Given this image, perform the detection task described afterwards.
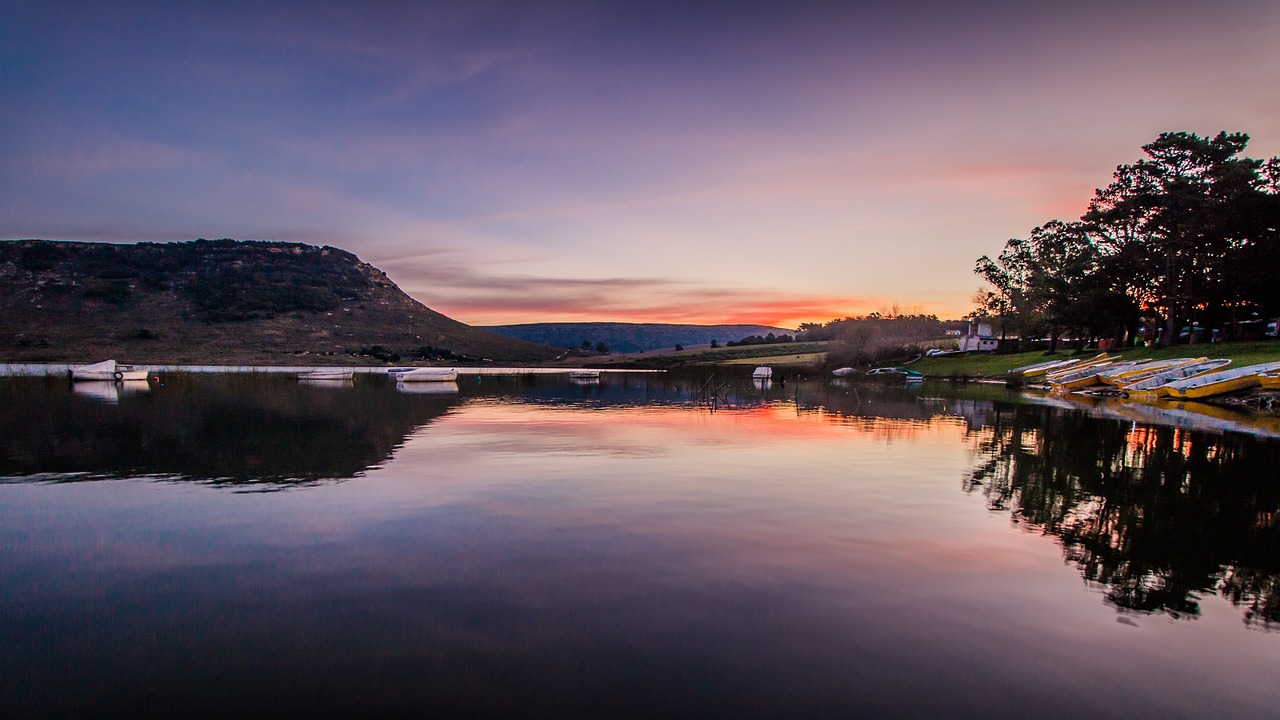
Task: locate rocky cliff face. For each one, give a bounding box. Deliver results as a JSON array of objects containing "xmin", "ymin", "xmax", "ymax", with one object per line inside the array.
[{"xmin": 0, "ymin": 239, "xmax": 558, "ymax": 363}]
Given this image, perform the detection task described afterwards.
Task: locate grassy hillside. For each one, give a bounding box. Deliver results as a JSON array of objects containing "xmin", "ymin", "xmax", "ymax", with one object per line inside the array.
[{"xmin": 0, "ymin": 239, "xmax": 559, "ymax": 364}]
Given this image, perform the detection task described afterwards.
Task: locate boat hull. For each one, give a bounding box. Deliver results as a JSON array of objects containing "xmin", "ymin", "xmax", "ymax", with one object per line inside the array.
[
  {"xmin": 1160, "ymin": 361, "xmax": 1280, "ymax": 400},
  {"xmin": 395, "ymin": 369, "xmax": 459, "ymax": 382}
]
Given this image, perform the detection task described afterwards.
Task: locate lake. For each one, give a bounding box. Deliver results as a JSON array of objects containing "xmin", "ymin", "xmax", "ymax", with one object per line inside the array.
[{"xmin": 2, "ymin": 372, "xmax": 1278, "ymax": 718}]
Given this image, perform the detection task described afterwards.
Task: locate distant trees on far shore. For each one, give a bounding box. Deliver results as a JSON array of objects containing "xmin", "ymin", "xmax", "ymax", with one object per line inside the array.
[{"xmin": 974, "ymin": 131, "xmax": 1280, "ymax": 348}]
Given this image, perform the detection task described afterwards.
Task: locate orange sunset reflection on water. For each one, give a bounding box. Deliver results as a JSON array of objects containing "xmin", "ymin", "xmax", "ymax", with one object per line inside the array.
[{"xmin": 3, "ymin": 375, "xmax": 1280, "ymax": 718}]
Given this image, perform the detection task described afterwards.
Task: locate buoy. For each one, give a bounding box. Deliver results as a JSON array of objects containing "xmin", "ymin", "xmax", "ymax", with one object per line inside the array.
[{"xmin": 113, "ymin": 371, "xmax": 124, "ymax": 380}]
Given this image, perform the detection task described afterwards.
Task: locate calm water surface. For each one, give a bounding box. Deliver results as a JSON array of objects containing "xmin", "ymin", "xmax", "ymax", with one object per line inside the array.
[{"xmin": 2, "ymin": 373, "xmax": 1278, "ymax": 718}]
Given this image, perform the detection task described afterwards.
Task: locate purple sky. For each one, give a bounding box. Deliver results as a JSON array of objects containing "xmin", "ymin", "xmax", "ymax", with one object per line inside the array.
[{"xmin": 3, "ymin": 0, "xmax": 1278, "ymax": 327}]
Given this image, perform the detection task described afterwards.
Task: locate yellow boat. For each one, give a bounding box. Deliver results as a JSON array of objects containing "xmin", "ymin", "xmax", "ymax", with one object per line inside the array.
[
  {"xmin": 1121, "ymin": 359, "xmax": 1230, "ymax": 396},
  {"xmin": 1260, "ymin": 371, "xmax": 1280, "ymax": 390},
  {"xmin": 1160, "ymin": 361, "xmax": 1280, "ymax": 400},
  {"xmin": 1098, "ymin": 357, "xmax": 1204, "ymax": 386},
  {"xmin": 1047, "ymin": 359, "xmax": 1140, "ymax": 391},
  {"xmin": 1043, "ymin": 354, "xmax": 1115, "ymax": 383}
]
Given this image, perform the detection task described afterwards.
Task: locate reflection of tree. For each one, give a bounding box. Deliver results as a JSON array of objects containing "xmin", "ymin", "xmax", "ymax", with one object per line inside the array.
[
  {"xmin": 964, "ymin": 402, "xmax": 1280, "ymax": 630},
  {"xmin": 0, "ymin": 375, "xmax": 458, "ymax": 486}
]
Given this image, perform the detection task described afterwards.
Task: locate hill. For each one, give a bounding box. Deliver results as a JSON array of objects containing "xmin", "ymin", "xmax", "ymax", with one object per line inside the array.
[
  {"xmin": 481, "ymin": 322, "xmax": 792, "ymax": 353},
  {"xmin": 0, "ymin": 239, "xmax": 559, "ymax": 364}
]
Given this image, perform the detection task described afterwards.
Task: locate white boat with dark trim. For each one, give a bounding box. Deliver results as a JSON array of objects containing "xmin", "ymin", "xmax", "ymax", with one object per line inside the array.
[
  {"xmin": 393, "ymin": 368, "xmax": 459, "ymax": 382},
  {"xmin": 70, "ymin": 359, "xmax": 150, "ymax": 382},
  {"xmin": 752, "ymin": 366, "xmax": 773, "ymax": 379}
]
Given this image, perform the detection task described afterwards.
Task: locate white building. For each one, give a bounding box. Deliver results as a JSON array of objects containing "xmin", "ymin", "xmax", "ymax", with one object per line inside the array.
[{"xmin": 959, "ymin": 318, "xmax": 1000, "ymax": 352}]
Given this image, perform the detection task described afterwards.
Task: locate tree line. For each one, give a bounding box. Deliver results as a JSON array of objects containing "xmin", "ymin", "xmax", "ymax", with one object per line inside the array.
[{"xmin": 974, "ymin": 132, "xmax": 1280, "ymax": 348}]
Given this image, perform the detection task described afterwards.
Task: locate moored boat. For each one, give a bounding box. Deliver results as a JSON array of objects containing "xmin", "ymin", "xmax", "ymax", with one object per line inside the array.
[
  {"xmin": 70, "ymin": 359, "xmax": 150, "ymax": 382},
  {"xmin": 1158, "ymin": 361, "xmax": 1280, "ymax": 400},
  {"xmin": 299, "ymin": 370, "xmax": 354, "ymax": 381},
  {"xmin": 831, "ymin": 367, "xmax": 855, "ymax": 378},
  {"xmin": 393, "ymin": 368, "xmax": 459, "ymax": 382},
  {"xmin": 866, "ymin": 367, "xmax": 924, "ymax": 382},
  {"xmin": 752, "ymin": 366, "xmax": 773, "ymax": 379}
]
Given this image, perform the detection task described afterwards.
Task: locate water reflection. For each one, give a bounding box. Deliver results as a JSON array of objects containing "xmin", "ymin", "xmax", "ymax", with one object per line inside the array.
[
  {"xmin": 0, "ymin": 374, "xmax": 457, "ymax": 485},
  {"xmin": 396, "ymin": 380, "xmax": 460, "ymax": 394},
  {"xmin": 4, "ymin": 374, "xmax": 1280, "ymax": 717},
  {"xmin": 4, "ymin": 373, "xmax": 1280, "ymax": 629},
  {"xmin": 71, "ymin": 379, "xmax": 151, "ymax": 404},
  {"xmin": 963, "ymin": 397, "xmax": 1280, "ymax": 630}
]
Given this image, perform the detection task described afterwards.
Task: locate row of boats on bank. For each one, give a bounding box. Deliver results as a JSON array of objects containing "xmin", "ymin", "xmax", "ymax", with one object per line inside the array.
[{"xmin": 1011, "ymin": 354, "xmax": 1280, "ymax": 399}]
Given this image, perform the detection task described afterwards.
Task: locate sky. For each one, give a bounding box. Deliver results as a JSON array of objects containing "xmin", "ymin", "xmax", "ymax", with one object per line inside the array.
[{"xmin": 2, "ymin": 0, "xmax": 1279, "ymax": 328}]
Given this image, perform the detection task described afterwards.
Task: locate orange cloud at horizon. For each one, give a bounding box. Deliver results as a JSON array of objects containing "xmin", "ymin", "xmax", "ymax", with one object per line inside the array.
[{"xmin": 381, "ymin": 251, "xmax": 977, "ymax": 328}]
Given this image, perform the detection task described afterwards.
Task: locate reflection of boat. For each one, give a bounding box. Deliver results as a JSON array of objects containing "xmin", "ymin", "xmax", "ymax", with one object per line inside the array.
[
  {"xmin": 392, "ymin": 368, "xmax": 459, "ymax": 382},
  {"xmin": 753, "ymin": 378, "xmax": 773, "ymax": 390},
  {"xmin": 299, "ymin": 378, "xmax": 355, "ymax": 388},
  {"xmin": 72, "ymin": 379, "xmax": 152, "ymax": 403},
  {"xmin": 1159, "ymin": 361, "xmax": 1280, "ymax": 400},
  {"xmin": 72, "ymin": 380, "xmax": 121, "ymax": 403},
  {"xmin": 1122, "ymin": 359, "xmax": 1230, "ymax": 395},
  {"xmin": 569, "ymin": 370, "xmax": 601, "ymax": 380},
  {"xmin": 752, "ymin": 366, "xmax": 773, "ymax": 379},
  {"xmin": 1110, "ymin": 398, "xmax": 1280, "ymax": 440},
  {"xmin": 299, "ymin": 370, "xmax": 354, "ymax": 381},
  {"xmin": 71, "ymin": 359, "xmax": 150, "ymax": 381},
  {"xmin": 831, "ymin": 367, "xmax": 855, "ymax": 377},
  {"xmin": 395, "ymin": 381, "xmax": 459, "ymax": 394}
]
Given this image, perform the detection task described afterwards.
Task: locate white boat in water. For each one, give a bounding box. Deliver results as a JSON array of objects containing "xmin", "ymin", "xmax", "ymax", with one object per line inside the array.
[
  {"xmin": 831, "ymin": 367, "xmax": 855, "ymax": 378},
  {"xmin": 393, "ymin": 368, "xmax": 459, "ymax": 382},
  {"xmin": 298, "ymin": 370, "xmax": 354, "ymax": 381},
  {"xmin": 70, "ymin": 359, "xmax": 150, "ymax": 381},
  {"xmin": 752, "ymin": 366, "xmax": 773, "ymax": 379}
]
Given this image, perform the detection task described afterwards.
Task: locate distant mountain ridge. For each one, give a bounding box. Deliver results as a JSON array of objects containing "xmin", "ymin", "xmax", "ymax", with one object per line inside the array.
[
  {"xmin": 481, "ymin": 322, "xmax": 792, "ymax": 353},
  {"xmin": 0, "ymin": 239, "xmax": 558, "ymax": 363}
]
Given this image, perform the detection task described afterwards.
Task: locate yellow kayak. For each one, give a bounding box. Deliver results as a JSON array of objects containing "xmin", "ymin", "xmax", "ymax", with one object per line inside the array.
[{"xmin": 1160, "ymin": 361, "xmax": 1280, "ymax": 400}]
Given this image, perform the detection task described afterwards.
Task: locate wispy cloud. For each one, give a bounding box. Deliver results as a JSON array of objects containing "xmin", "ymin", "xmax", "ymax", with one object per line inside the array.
[
  {"xmin": 376, "ymin": 251, "xmax": 888, "ymax": 326},
  {"xmin": 29, "ymin": 134, "xmax": 204, "ymax": 177}
]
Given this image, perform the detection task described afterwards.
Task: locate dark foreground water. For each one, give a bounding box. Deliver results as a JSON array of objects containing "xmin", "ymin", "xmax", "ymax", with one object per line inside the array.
[{"xmin": 2, "ymin": 373, "xmax": 1279, "ymax": 718}]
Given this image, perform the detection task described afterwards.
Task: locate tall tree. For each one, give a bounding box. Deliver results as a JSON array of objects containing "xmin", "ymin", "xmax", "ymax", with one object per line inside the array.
[{"xmin": 1085, "ymin": 132, "xmax": 1263, "ymax": 345}]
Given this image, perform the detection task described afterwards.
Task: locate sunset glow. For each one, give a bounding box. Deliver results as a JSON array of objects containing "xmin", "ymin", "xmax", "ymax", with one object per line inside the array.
[{"xmin": 3, "ymin": 1, "xmax": 1278, "ymax": 327}]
